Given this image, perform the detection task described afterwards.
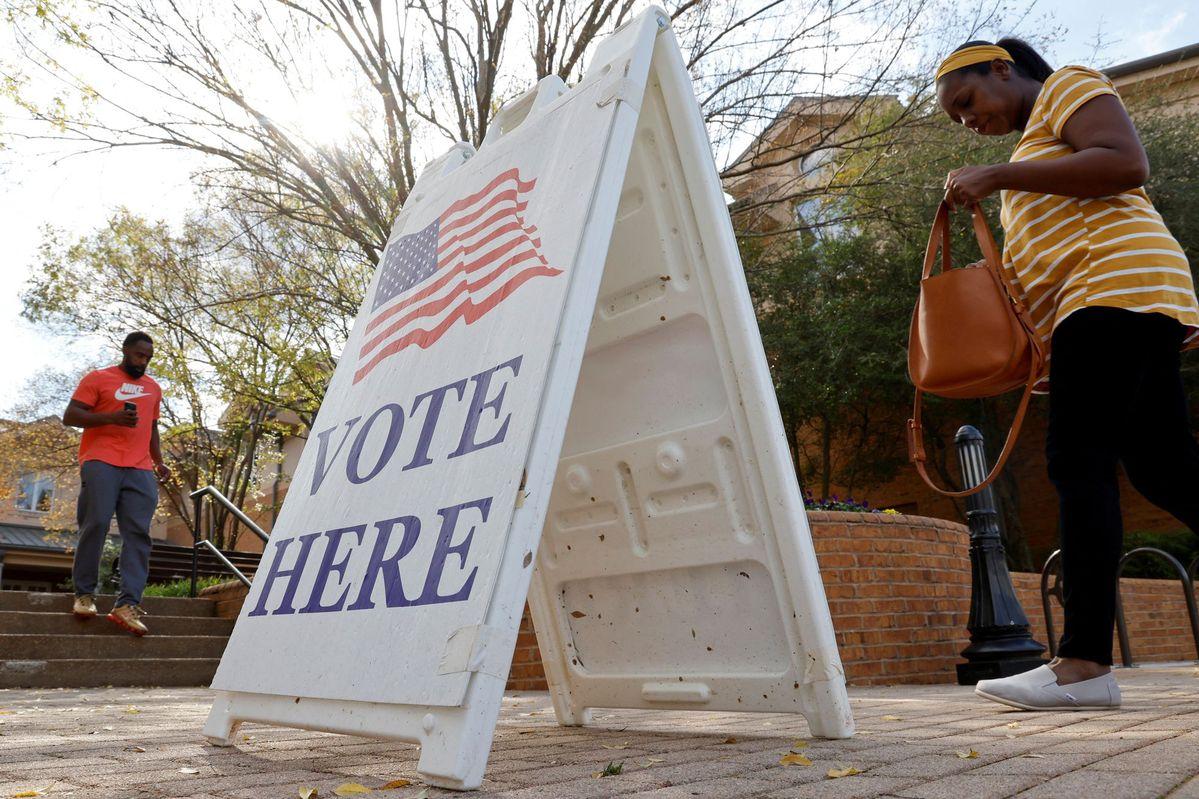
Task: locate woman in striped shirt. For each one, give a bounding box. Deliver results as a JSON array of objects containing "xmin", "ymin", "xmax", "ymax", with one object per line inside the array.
[{"xmin": 936, "ymin": 39, "xmax": 1199, "ymax": 711}]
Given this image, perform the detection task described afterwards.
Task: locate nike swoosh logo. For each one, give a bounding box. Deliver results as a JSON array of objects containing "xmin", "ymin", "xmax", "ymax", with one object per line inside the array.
[{"xmin": 114, "ymin": 388, "xmax": 148, "ymax": 401}]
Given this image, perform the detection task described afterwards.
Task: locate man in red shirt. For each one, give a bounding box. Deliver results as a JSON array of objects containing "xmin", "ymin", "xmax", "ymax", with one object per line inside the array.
[{"xmin": 63, "ymin": 332, "xmax": 171, "ymax": 635}]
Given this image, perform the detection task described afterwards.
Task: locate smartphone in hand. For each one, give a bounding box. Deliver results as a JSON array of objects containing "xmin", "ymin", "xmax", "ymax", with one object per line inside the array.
[{"xmin": 123, "ymin": 401, "xmax": 139, "ymax": 426}]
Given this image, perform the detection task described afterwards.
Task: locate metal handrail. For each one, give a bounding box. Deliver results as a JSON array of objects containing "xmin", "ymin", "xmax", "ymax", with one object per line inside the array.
[
  {"xmin": 189, "ymin": 485, "xmax": 269, "ymax": 543},
  {"xmin": 196, "ymin": 540, "xmax": 251, "ymax": 588},
  {"xmin": 188, "ymin": 485, "xmax": 269, "ymax": 597},
  {"xmin": 1040, "ymin": 547, "xmax": 1199, "ymax": 667}
]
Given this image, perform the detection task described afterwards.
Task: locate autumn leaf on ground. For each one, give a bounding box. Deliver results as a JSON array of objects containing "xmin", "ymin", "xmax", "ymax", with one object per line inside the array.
[
  {"xmin": 379, "ymin": 779, "xmax": 412, "ymax": 789},
  {"xmin": 12, "ymin": 790, "xmax": 44, "ymax": 798},
  {"xmin": 955, "ymin": 750, "xmax": 979, "ymax": 759},
  {"xmin": 179, "ymin": 767, "xmax": 200, "ymax": 774},
  {"xmin": 881, "ymin": 715, "xmax": 902, "ymax": 721},
  {"xmin": 721, "ymin": 736, "xmax": 738, "ymax": 744},
  {"xmin": 124, "ymin": 706, "xmax": 141, "ymax": 714},
  {"xmin": 790, "ymin": 740, "xmax": 809, "ymax": 751},
  {"xmin": 827, "ymin": 766, "xmax": 862, "ymax": 778},
  {"xmin": 333, "ymin": 784, "xmax": 372, "ymax": 796},
  {"xmin": 779, "ymin": 753, "xmax": 813, "ymax": 767},
  {"xmin": 298, "ymin": 789, "xmax": 318, "ymax": 799},
  {"xmin": 1006, "ymin": 721, "xmax": 1021, "ymax": 728},
  {"xmin": 124, "ymin": 745, "xmax": 146, "ymax": 753}
]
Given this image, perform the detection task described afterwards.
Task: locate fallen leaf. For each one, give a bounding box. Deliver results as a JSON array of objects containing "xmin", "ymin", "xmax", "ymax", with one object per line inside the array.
[
  {"xmin": 827, "ymin": 766, "xmax": 862, "ymax": 779},
  {"xmin": 779, "ymin": 753, "xmax": 813, "ymax": 767},
  {"xmin": 591, "ymin": 761, "xmax": 624, "ymax": 778},
  {"xmin": 881, "ymin": 715, "xmax": 902, "ymax": 721},
  {"xmin": 242, "ymin": 734, "xmax": 257, "ymax": 742},
  {"xmin": 298, "ymin": 789, "xmax": 318, "ymax": 799},
  {"xmin": 179, "ymin": 767, "xmax": 200, "ymax": 774},
  {"xmin": 721, "ymin": 736, "xmax": 738, "ymax": 744},
  {"xmin": 125, "ymin": 745, "xmax": 146, "ymax": 753},
  {"xmin": 1005, "ymin": 721, "xmax": 1020, "ymax": 728},
  {"xmin": 379, "ymin": 779, "xmax": 412, "ymax": 789},
  {"xmin": 955, "ymin": 750, "xmax": 979, "ymax": 759},
  {"xmin": 333, "ymin": 784, "xmax": 372, "ymax": 796},
  {"xmin": 1024, "ymin": 753, "xmax": 1046, "ymax": 759},
  {"xmin": 12, "ymin": 791, "xmax": 43, "ymax": 798},
  {"xmin": 601, "ymin": 742, "xmax": 629, "ymax": 750},
  {"xmin": 790, "ymin": 740, "xmax": 809, "ymax": 751},
  {"xmin": 570, "ymin": 611, "xmax": 586, "ymax": 618},
  {"xmin": 125, "ymin": 706, "xmax": 141, "ymax": 714}
]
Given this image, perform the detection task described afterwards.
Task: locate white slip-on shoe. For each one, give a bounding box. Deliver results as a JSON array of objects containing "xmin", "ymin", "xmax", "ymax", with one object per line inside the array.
[{"xmin": 975, "ymin": 665, "xmax": 1120, "ymax": 711}]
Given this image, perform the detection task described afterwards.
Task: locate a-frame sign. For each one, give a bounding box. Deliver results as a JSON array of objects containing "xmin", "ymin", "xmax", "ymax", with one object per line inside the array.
[{"xmin": 204, "ymin": 7, "xmax": 854, "ymax": 789}]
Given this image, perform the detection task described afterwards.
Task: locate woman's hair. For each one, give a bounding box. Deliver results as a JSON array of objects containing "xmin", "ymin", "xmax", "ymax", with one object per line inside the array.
[{"xmin": 951, "ymin": 37, "xmax": 1054, "ymax": 82}]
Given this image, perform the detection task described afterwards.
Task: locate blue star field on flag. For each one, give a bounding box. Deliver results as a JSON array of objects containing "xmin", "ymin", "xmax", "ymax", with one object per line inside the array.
[{"xmin": 373, "ymin": 219, "xmax": 442, "ymax": 312}]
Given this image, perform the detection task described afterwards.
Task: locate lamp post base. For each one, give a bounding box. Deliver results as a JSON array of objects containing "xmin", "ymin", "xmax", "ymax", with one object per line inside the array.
[{"xmin": 956, "ymin": 657, "xmax": 1046, "ymax": 685}]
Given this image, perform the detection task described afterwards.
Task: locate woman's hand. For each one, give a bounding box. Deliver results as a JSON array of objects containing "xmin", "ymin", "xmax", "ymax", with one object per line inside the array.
[{"xmin": 944, "ymin": 165, "xmax": 1003, "ymax": 210}]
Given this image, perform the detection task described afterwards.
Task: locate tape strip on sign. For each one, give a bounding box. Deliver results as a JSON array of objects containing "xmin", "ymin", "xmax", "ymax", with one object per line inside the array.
[
  {"xmin": 802, "ymin": 647, "xmax": 846, "ymax": 684},
  {"xmin": 439, "ymin": 625, "xmax": 519, "ymax": 679}
]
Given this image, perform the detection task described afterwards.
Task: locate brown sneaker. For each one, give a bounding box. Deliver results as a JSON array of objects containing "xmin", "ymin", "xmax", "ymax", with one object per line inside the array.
[
  {"xmin": 107, "ymin": 604, "xmax": 149, "ymax": 636},
  {"xmin": 72, "ymin": 594, "xmax": 98, "ymax": 619}
]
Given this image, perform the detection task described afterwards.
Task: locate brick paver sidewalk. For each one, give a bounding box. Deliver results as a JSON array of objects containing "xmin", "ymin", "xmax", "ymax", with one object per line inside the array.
[{"xmin": 2, "ymin": 665, "xmax": 1198, "ymax": 799}]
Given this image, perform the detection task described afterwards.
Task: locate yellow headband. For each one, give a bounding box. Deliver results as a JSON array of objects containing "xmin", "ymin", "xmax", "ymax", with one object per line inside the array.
[{"xmin": 935, "ymin": 45, "xmax": 1013, "ymax": 82}]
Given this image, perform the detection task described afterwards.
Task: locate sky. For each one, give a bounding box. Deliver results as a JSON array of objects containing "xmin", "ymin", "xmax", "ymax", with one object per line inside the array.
[{"xmin": 0, "ymin": 0, "xmax": 1193, "ymax": 413}]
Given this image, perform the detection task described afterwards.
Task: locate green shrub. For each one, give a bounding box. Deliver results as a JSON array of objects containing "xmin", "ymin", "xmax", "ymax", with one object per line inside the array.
[
  {"xmin": 140, "ymin": 575, "xmax": 229, "ymax": 597},
  {"xmin": 1119, "ymin": 530, "xmax": 1199, "ymax": 580}
]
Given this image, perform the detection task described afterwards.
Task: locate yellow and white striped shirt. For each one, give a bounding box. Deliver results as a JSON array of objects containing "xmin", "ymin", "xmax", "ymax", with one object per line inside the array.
[{"xmin": 999, "ymin": 65, "xmax": 1199, "ymax": 374}]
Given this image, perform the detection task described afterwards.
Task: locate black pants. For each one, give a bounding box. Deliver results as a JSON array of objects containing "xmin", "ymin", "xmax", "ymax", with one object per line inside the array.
[{"xmin": 1048, "ymin": 306, "xmax": 1199, "ymax": 665}]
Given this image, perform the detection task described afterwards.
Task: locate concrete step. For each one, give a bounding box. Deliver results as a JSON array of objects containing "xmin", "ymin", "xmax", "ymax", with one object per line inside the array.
[
  {"xmin": 0, "ymin": 591, "xmax": 217, "ymax": 618},
  {"xmin": 0, "ymin": 657, "xmax": 221, "ymax": 688},
  {"xmin": 0, "ymin": 633, "xmax": 230, "ymax": 660},
  {"xmin": 0, "ymin": 610, "xmax": 235, "ymax": 637}
]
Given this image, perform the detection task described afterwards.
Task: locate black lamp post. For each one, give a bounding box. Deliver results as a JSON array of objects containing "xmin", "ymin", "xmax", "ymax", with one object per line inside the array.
[{"xmin": 954, "ymin": 425, "xmax": 1047, "ymax": 684}]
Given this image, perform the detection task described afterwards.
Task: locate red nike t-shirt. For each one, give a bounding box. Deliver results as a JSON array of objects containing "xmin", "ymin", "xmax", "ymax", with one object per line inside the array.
[{"xmin": 71, "ymin": 366, "xmax": 162, "ymax": 470}]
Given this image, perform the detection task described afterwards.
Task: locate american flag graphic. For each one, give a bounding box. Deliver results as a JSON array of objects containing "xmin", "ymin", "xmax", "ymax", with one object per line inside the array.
[{"xmin": 354, "ymin": 168, "xmax": 562, "ymax": 384}]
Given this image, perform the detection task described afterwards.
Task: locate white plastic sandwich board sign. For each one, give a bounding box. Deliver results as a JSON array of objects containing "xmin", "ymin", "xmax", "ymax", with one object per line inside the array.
[{"xmin": 204, "ymin": 6, "xmax": 853, "ymax": 789}]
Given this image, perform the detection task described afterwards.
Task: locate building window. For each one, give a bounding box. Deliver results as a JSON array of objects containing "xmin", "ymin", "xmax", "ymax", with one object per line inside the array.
[{"xmin": 15, "ymin": 473, "xmax": 55, "ymax": 513}]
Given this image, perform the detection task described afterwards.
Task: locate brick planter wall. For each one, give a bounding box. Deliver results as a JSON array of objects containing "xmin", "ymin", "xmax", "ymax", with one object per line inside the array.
[
  {"xmin": 809, "ymin": 511, "xmax": 972, "ymax": 685},
  {"xmin": 200, "ymin": 513, "xmax": 1199, "ymax": 692}
]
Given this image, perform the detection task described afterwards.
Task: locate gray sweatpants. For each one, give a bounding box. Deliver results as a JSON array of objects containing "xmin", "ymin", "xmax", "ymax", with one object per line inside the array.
[{"xmin": 73, "ymin": 460, "xmax": 158, "ymax": 607}]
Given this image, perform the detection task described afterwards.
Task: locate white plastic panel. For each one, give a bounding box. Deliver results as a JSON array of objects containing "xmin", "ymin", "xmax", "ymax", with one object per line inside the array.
[{"xmin": 528, "ymin": 25, "xmax": 853, "ymax": 738}]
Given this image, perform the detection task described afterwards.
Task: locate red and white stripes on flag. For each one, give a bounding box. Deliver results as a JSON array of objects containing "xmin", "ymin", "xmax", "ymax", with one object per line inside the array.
[{"xmin": 353, "ymin": 168, "xmax": 563, "ymax": 384}]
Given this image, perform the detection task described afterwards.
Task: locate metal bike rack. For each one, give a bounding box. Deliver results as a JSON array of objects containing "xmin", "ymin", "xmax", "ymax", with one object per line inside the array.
[{"xmin": 1040, "ymin": 547, "xmax": 1199, "ymax": 666}]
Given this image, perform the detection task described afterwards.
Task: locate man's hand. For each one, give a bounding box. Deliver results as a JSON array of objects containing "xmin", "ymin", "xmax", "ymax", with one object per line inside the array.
[
  {"xmin": 154, "ymin": 461, "xmax": 172, "ymax": 483},
  {"xmin": 944, "ymin": 165, "xmax": 1003, "ymax": 210},
  {"xmin": 107, "ymin": 408, "xmax": 139, "ymax": 428}
]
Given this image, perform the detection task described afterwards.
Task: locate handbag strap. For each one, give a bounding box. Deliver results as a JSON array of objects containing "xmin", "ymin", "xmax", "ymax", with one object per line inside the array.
[
  {"xmin": 907, "ymin": 200, "xmax": 1046, "ymax": 497},
  {"xmin": 907, "ymin": 377, "xmax": 1037, "ymax": 497}
]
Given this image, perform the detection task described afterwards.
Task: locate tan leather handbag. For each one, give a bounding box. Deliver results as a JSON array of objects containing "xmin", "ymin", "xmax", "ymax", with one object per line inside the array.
[{"xmin": 907, "ymin": 200, "xmax": 1045, "ymax": 497}]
